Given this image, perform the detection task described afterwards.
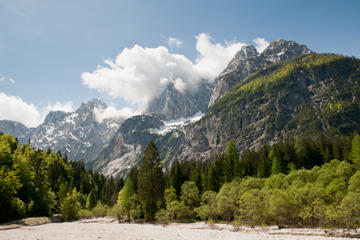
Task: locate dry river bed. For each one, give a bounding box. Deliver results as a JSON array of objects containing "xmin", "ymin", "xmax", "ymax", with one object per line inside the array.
[{"xmin": 0, "ymin": 217, "xmax": 359, "ymax": 240}]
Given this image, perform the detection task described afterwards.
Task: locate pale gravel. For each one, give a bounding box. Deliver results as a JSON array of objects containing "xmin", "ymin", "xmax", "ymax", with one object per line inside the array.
[{"xmin": 0, "ymin": 217, "xmax": 357, "ymax": 240}]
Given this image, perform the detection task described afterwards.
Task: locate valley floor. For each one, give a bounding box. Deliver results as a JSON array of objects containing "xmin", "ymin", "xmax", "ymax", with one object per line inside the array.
[{"xmin": 0, "ymin": 217, "xmax": 358, "ymax": 240}]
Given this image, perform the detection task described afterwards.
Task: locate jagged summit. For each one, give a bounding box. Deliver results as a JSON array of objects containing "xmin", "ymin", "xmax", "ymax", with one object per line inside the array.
[
  {"xmin": 208, "ymin": 39, "xmax": 312, "ymax": 106},
  {"xmin": 43, "ymin": 111, "xmax": 69, "ymax": 124},
  {"xmin": 78, "ymin": 98, "xmax": 107, "ymax": 112},
  {"xmin": 262, "ymin": 39, "xmax": 312, "ymax": 62},
  {"xmin": 237, "ymin": 45, "xmax": 258, "ymax": 59}
]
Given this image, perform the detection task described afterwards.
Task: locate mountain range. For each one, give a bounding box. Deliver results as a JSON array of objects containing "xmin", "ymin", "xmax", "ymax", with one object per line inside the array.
[
  {"xmin": 91, "ymin": 39, "xmax": 356, "ymax": 178},
  {"xmin": 0, "ymin": 99, "xmax": 124, "ymax": 163},
  {"xmin": 1, "ymin": 39, "xmax": 359, "ymax": 178}
]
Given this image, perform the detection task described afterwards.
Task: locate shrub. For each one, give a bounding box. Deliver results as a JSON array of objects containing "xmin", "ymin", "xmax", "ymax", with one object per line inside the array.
[
  {"xmin": 60, "ymin": 188, "xmax": 81, "ymax": 221},
  {"xmin": 91, "ymin": 202, "xmax": 108, "ymax": 217},
  {"xmin": 155, "ymin": 208, "xmax": 168, "ymax": 224},
  {"xmin": 78, "ymin": 209, "xmax": 94, "ymax": 219}
]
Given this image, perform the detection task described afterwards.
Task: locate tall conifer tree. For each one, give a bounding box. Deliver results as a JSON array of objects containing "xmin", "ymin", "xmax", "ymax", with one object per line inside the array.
[{"xmin": 137, "ymin": 140, "xmax": 164, "ymax": 220}]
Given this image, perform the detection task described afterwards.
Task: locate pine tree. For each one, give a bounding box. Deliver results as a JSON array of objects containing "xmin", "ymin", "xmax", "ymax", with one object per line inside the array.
[
  {"xmin": 350, "ymin": 134, "xmax": 360, "ymax": 169},
  {"xmin": 138, "ymin": 140, "xmax": 165, "ymax": 220},
  {"xmin": 170, "ymin": 160, "xmax": 185, "ymax": 196},
  {"xmin": 270, "ymin": 148, "xmax": 281, "ymax": 175},
  {"xmin": 224, "ymin": 140, "xmax": 239, "ymax": 181}
]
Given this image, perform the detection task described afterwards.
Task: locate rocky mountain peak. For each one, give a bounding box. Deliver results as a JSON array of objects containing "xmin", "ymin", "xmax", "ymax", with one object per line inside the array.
[
  {"xmin": 261, "ymin": 39, "xmax": 312, "ymax": 62},
  {"xmin": 43, "ymin": 111, "xmax": 69, "ymax": 124},
  {"xmin": 78, "ymin": 99, "xmax": 107, "ymax": 113},
  {"xmin": 237, "ymin": 45, "xmax": 258, "ymax": 59}
]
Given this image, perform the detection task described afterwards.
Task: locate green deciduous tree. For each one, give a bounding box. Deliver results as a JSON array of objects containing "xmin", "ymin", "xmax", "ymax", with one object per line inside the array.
[
  {"xmin": 60, "ymin": 188, "xmax": 81, "ymax": 221},
  {"xmin": 195, "ymin": 191, "xmax": 217, "ymax": 221},
  {"xmin": 180, "ymin": 181, "xmax": 199, "ymax": 209},
  {"xmin": 117, "ymin": 178, "xmax": 137, "ymax": 220}
]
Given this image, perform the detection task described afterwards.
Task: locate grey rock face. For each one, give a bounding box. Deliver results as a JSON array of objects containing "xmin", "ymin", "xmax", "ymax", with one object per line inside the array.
[
  {"xmin": 0, "ymin": 120, "xmax": 34, "ymax": 144},
  {"xmin": 89, "ymin": 114, "xmax": 165, "ymax": 177},
  {"xmin": 147, "ymin": 80, "xmax": 214, "ymax": 120},
  {"xmin": 208, "ymin": 40, "xmax": 312, "ymax": 106},
  {"xmin": 30, "ymin": 99, "xmax": 124, "ymax": 163}
]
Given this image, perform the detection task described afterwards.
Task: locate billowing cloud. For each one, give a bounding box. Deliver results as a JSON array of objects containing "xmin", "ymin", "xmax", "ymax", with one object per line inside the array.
[
  {"xmin": 167, "ymin": 37, "xmax": 183, "ymax": 49},
  {"xmin": 253, "ymin": 37, "xmax": 269, "ymax": 53},
  {"xmin": 93, "ymin": 106, "xmax": 137, "ymax": 123},
  {"xmin": 0, "ymin": 93, "xmax": 74, "ymax": 127},
  {"xmin": 82, "ymin": 33, "xmax": 246, "ymax": 109},
  {"xmin": 194, "ymin": 33, "xmax": 245, "ymax": 80}
]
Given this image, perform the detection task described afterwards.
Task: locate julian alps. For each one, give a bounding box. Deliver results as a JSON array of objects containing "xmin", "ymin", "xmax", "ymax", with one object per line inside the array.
[
  {"xmin": 0, "ymin": 99, "xmax": 124, "ymax": 162},
  {"xmin": 91, "ymin": 40, "xmax": 321, "ymax": 177}
]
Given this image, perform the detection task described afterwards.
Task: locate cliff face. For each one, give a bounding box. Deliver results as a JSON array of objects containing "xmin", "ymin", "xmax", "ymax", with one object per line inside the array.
[{"xmin": 147, "ymin": 80, "xmax": 214, "ymax": 120}]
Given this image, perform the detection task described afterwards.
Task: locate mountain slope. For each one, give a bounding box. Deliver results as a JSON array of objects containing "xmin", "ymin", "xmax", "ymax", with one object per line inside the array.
[
  {"xmin": 174, "ymin": 54, "xmax": 360, "ymax": 161},
  {"xmin": 209, "ymin": 40, "xmax": 312, "ymax": 106}
]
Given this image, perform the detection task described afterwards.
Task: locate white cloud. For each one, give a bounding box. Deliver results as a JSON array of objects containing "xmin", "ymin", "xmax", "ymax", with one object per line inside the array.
[
  {"xmin": 44, "ymin": 101, "xmax": 73, "ymax": 113},
  {"xmin": 0, "ymin": 76, "xmax": 4, "ymax": 81},
  {"xmin": 93, "ymin": 106, "xmax": 137, "ymax": 123},
  {"xmin": 253, "ymin": 37, "xmax": 269, "ymax": 53},
  {"xmin": 9, "ymin": 78, "xmax": 15, "ymax": 84},
  {"xmin": 0, "ymin": 93, "xmax": 42, "ymax": 128},
  {"xmin": 0, "ymin": 93, "xmax": 74, "ymax": 128},
  {"xmin": 167, "ymin": 37, "xmax": 183, "ymax": 49},
  {"xmin": 82, "ymin": 33, "xmax": 246, "ymax": 110},
  {"xmin": 194, "ymin": 33, "xmax": 246, "ymax": 80}
]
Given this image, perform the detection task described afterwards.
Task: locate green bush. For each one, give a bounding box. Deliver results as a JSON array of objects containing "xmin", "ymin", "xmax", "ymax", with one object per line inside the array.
[
  {"xmin": 155, "ymin": 208, "xmax": 168, "ymax": 224},
  {"xmin": 60, "ymin": 188, "xmax": 81, "ymax": 221},
  {"xmin": 91, "ymin": 202, "xmax": 108, "ymax": 217},
  {"xmin": 78, "ymin": 209, "xmax": 94, "ymax": 219}
]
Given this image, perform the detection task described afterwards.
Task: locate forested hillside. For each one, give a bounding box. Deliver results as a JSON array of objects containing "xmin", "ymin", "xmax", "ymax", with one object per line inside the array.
[{"xmin": 0, "ymin": 133, "xmax": 123, "ymax": 222}]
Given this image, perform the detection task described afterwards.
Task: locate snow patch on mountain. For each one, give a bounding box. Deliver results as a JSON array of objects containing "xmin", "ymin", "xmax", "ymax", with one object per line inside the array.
[{"xmin": 149, "ymin": 111, "xmax": 203, "ymax": 135}]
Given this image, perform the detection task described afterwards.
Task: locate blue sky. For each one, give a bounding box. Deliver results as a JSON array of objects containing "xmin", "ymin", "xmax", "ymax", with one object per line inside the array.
[{"xmin": 0, "ymin": 0, "xmax": 360, "ymax": 127}]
